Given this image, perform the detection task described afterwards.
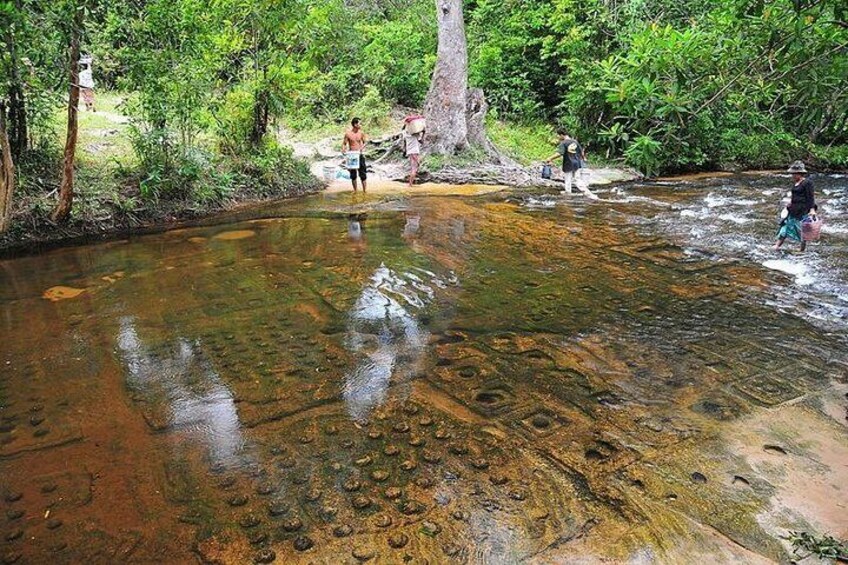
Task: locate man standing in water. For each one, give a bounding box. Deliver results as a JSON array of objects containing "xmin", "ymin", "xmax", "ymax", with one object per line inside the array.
[
  {"xmin": 775, "ymin": 161, "xmax": 816, "ymax": 252},
  {"xmin": 547, "ymin": 131, "xmax": 597, "ymax": 198},
  {"xmin": 342, "ymin": 118, "xmax": 367, "ymax": 192}
]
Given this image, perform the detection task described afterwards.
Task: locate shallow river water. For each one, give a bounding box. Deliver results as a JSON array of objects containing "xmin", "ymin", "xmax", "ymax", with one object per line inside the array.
[{"xmin": 1, "ymin": 174, "xmax": 846, "ymax": 564}]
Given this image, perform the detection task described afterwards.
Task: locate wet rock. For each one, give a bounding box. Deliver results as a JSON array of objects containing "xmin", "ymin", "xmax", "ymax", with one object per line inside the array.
[
  {"xmin": 449, "ymin": 443, "xmax": 468, "ymax": 455},
  {"xmin": 355, "ymin": 455, "xmax": 373, "ymax": 467},
  {"xmin": 471, "ymin": 458, "xmax": 489, "ymax": 470},
  {"xmin": 368, "ymin": 430, "xmax": 383, "ymax": 440},
  {"xmin": 291, "ymin": 473, "xmax": 310, "ymax": 485},
  {"xmin": 732, "ymin": 475, "xmax": 751, "ymax": 486},
  {"xmin": 282, "ymin": 517, "xmax": 303, "ymax": 532},
  {"xmin": 343, "ymin": 479, "xmax": 362, "ymax": 492},
  {"xmin": 509, "ymin": 490, "xmax": 527, "ymax": 501},
  {"xmin": 352, "ymin": 545, "xmax": 377, "ymax": 562},
  {"xmin": 401, "ymin": 500, "xmax": 426, "ymax": 515},
  {"xmin": 6, "ymin": 509, "xmax": 23, "ymax": 521},
  {"xmin": 403, "ymin": 404, "xmax": 420, "ymax": 415},
  {"xmin": 371, "ymin": 470, "xmax": 390, "ymax": 482},
  {"xmin": 4, "ymin": 492, "xmax": 22, "ymax": 503},
  {"xmin": 40, "ymin": 483, "xmax": 57, "ymax": 494},
  {"xmin": 50, "ymin": 542, "xmax": 67, "ymax": 552},
  {"xmin": 400, "ymin": 459, "xmax": 418, "ymax": 472},
  {"xmin": 763, "ymin": 444, "xmax": 787, "ymax": 455},
  {"xmin": 584, "ymin": 449, "xmax": 606, "ymax": 461},
  {"xmin": 240, "ymin": 514, "xmax": 261, "ymax": 529},
  {"xmin": 531, "ymin": 414, "xmax": 551, "ymax": 429},
  {"xmin": 422, "ymin": 450, "xmax": 441, "ymax": 464},
  {"xmin": 29, "ymin": 415, "xmax": 44, "ymax": 426},
  {"xmin": 333, "ymin": 524, "xmax": 353, "ymax": 538},
  {"xmin": 228, "ymin": 495, "xmax": 249, "ymax": 507},
  {"xmin": 434, "ymin": 492, "xmax": 452, "ymax": 506},
  {"xmin": 352, "ymin": 495, "xmax": 372, "ymax": 510},
  {"xmin": 248, "ymin": 532, "xmax": 268, "ymax": 545},
  {"xmin": 320, "ymin": 505, "xmax": 338, "ymax": 519},
  {"xmin": 268, "ymin": 503, "xmax": 289, "ymax": 517},
  {"xmin": 434, "ymin": 428, "xmax": 452, "ymax": 441},
  {"xmin": 373, "ymin": 513, "xmax": 393, "ymax": 528},
  {"xmin": 415, "ymin": 477, "xmax": 434, "ymax": 489},
  {"xmin": 46, "ymin": 518, "xmax": 63, "ymax": 530},
  {"xmin": 5, "ymin": 529, "xmax": 23, "ymax": 541},
  {"xmin": 393, "ymin": 422, "xmax": 410, "ymax": 434},
  {"xmin": 256, "ymin": 482, "xmax": 277, "ymax": 496},
  {"xmin": 690, "ymin": 472, "xmax": 708, "ymax": 484},
  {"xmin": 388, "ymin": 533, "xmax": 409, "ymax": 549},
  {"xmin": 420, "ymin": 521, "xmax": 442, "ymax": 537},
  {"xmin": 2, "ymin": 553, "xmax": 21, "ymax": 564},
  {"xmin": 489, "ymin": 474, "xmax": 510, "ymax": 485},
  {"xmin": 305, "ymin": 488, "xmax": 323, "ymax": 502},
  {"xmin": 384, "ymin": 487, "xmax": 403, "ymax": 500},
  {"xmin": 278, "ymin": 458, "xmax": 296, "ymax": 469},
  {"xmin": 293, "ymin": 536, "xmax": 314, "ymax": 552},
  {"xmin": 383, "ymin": 445, "xmax": 400, "ymax": 457},
  {"xmin": 408, "ymin": 435, "xmax": 426, "ymax": 447},
  {"xmin": 443, "ymin": 543, "xmax": 461, "ymax": 557},
  {"xmin": 253, "ymin": 549, "xmax": 276, "ymax": 563},
  {"xmin": 451, "ymin": 510, "xmax": 468, "ymax": 521},
  {"xmin": 418, "ymin": 417, "xmax": 434, "ymax": 427}
]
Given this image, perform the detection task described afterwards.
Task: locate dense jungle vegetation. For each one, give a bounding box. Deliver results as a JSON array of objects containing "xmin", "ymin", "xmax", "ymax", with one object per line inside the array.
[{"xmin": 0, "ymin": 0, "xmax": 846, "ymax": 236}]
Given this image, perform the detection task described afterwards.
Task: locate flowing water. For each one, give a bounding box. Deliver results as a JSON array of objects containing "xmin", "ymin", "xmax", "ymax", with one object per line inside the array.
[{"xmin": 1, "ymin": 175, "xmax": 846, "ymax": 564}]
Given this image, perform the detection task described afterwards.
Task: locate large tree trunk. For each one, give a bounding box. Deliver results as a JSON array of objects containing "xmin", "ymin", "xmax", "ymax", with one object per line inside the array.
[
  {"xmin": 52, "ymin": 8, "xmax": 82, "ymax": 224},
  {"xmin": 0, "ymin": 102, "xmax": 16, "ymax": 233},
  {"xmin": 423, "ymin": 0, "xmax": 469, "ymax": 155}
]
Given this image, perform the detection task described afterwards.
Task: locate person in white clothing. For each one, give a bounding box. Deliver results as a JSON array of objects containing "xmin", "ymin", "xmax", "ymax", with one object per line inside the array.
[
  {"xmin": 402, "ymin": 118, "xmax": 424, "ymax": 187},
  {"xmin": 79, "ymin": 55, "xmax": 95, "ymax": 112}
]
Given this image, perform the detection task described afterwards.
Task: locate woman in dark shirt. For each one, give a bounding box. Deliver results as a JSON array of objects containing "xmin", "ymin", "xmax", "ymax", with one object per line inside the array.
[{"xmin": 775, "ymin": 161, "xmax": 816, "ymax": 251}]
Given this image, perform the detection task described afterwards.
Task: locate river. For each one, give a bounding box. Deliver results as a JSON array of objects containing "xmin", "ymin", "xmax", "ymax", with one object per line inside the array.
[{"xmin": 1, "ymin": 174, "xmax": 846, "ymax": 563}]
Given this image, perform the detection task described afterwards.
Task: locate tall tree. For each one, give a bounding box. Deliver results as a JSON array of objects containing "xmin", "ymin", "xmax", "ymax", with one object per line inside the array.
[
  {"xmin": 1, "ymin": 0, "xmax": 29, "ymax": 160},
  {"xmin": 0, "ymin": 102, "xmax": 16, "ymax": 233},
  {"xmin": 52, "ymin": 5, "xmax": 83, "ymax": 223},
  {"xmin": 423, "ymin": 0, "xmax": 469, "ymax": 154}
]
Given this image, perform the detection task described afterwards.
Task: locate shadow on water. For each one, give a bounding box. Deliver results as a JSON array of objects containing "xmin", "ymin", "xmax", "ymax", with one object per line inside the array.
[{"xmin": 1, "ymin": 179, "xmax": 846, "ymax": 563}]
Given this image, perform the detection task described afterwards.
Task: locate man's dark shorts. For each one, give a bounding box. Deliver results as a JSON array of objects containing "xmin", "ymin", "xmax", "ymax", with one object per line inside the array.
[{"xmin": 350, "ymin": 155, "xmax": 367, "ymax": 181}]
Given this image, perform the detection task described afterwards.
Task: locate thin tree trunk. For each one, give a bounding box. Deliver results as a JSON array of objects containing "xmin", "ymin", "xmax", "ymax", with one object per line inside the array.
[
  {"xmin": 52, "ymin": 8, "xmax": 82, "ymax": 224},
  {"xmin": 4, "ymin": 0, "xmax": 28, "ymax": 161},
  {"xmin": 0, "ymin": 102, "xmax": 16, "ymax": 233},
  {"xmin": 423, "ymin": 0, "xmax": 469, "ymax": 155}
]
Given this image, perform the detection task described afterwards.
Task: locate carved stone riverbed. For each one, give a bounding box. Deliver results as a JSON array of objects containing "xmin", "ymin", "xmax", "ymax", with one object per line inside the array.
[{"xmin": 1, "ymin": 174, "xmax": 846, "ymax": 563}]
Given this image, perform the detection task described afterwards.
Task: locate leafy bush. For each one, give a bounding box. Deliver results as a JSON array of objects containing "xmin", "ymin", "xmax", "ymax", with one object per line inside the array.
[
  {"xmin": 812, "ymin": 145, "xmax": 848, "ymax": 170},
  {"xmin": 624, "ymin": 135, "xmax": 663, "ymax": 177},
  {"xmin": 718, "ymin": 129, "xmax": 800, "ymax": 170}
]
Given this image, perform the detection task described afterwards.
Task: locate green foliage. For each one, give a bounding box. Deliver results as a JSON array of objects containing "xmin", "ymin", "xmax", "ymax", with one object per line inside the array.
[
  {"xmin": 813, "ymin": 145, "xmax": 848, "ymax": 169},
  {"xmin": 783, "ymin": 531, "xmax": 848, "ymax": 562},
  {"xmin": 486, "ymin": 120, "xmax": 558, "ymax": 165},
  {"xmin": 624, "ymin": 135, "xmax": 663, "ymax": 177}
]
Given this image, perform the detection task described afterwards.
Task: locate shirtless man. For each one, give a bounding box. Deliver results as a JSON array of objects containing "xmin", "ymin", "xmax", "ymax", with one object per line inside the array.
[{"xmin": 342, "ymin": 117, "xmax": 368, "ymax": 192}]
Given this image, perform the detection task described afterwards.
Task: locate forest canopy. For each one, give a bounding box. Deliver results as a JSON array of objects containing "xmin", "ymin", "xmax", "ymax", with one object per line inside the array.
[{"xmin": 1, "ymin": 0, "xmax": 846, "ymax": 208}]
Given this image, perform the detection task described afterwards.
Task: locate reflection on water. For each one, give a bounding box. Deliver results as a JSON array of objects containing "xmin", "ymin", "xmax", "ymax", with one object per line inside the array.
[
  {"xmin": 342, "ymin": 264, "xmax": 431, "ymax": 421},
  {"xmin": 117, "ymin": 316, "xmax": 245, "ymax": 465}
]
